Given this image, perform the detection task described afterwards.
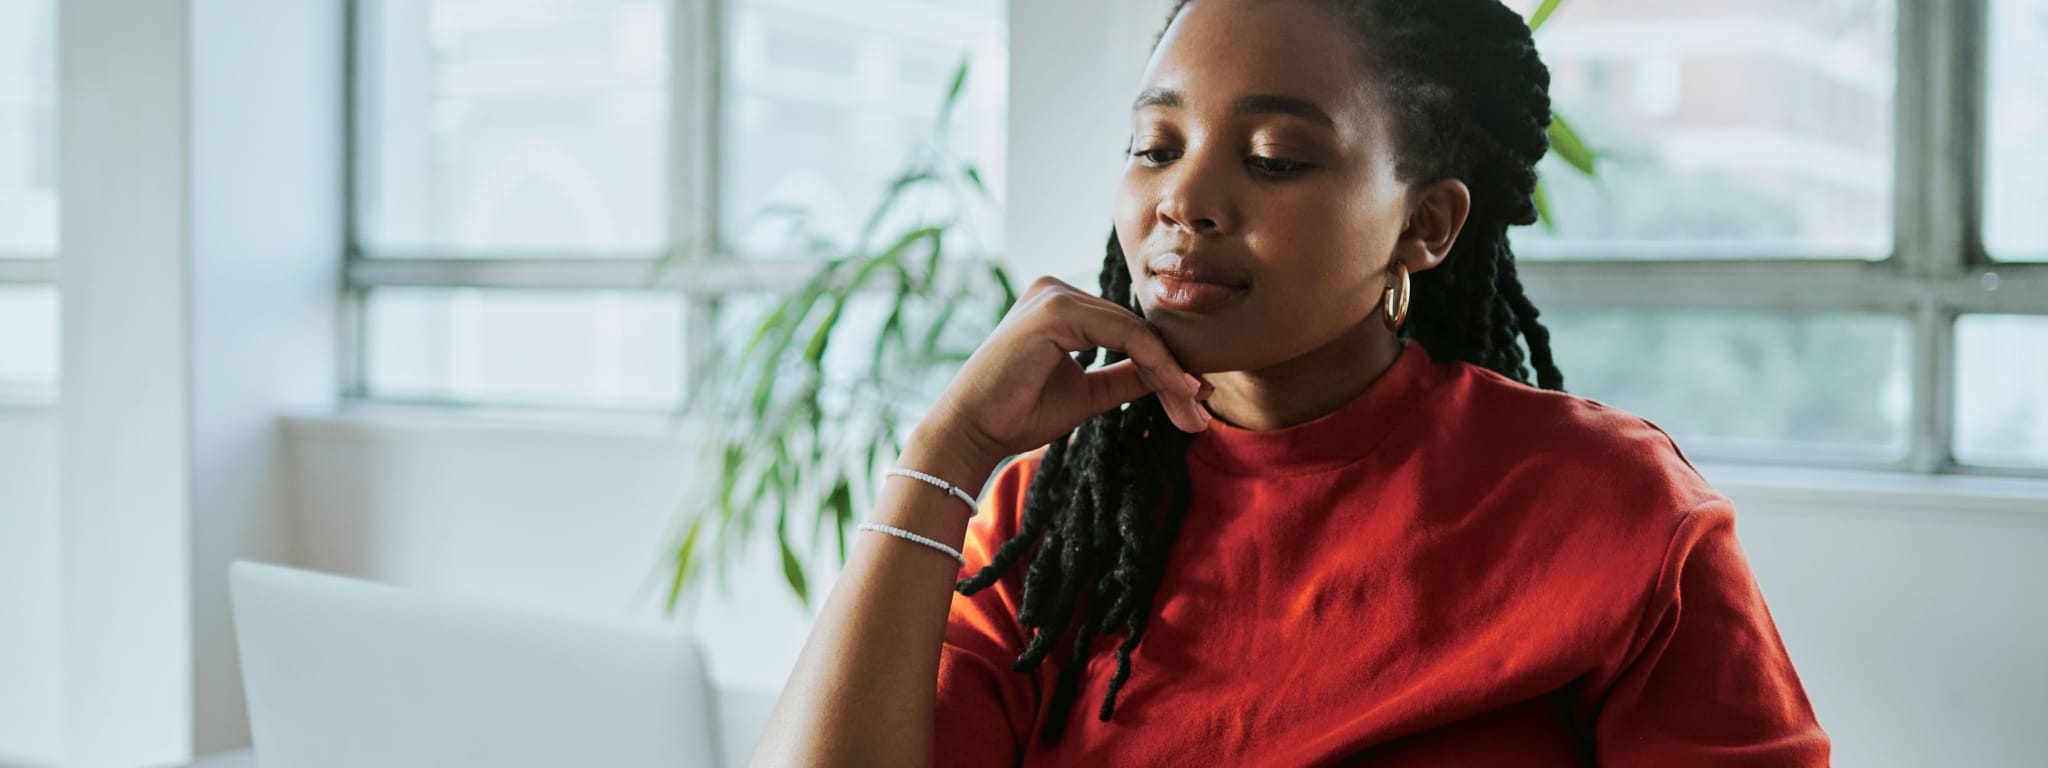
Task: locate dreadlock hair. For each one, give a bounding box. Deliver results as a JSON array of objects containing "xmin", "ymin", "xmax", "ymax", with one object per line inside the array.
[{"xmin": 953, "ymin": 0, "xmax": 1567, "ymax": 744}]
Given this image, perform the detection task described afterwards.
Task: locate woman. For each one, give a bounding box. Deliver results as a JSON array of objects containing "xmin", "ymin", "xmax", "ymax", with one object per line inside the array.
[{"xmin": 752, "ymin": 0, "xmax": 1830, "ymax": 765}]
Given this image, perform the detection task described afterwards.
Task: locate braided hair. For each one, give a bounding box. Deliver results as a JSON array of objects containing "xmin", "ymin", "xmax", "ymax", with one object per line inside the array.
[{"xmin": 953, "ymin": 0, "xmax": 1566, "ymax": 743}]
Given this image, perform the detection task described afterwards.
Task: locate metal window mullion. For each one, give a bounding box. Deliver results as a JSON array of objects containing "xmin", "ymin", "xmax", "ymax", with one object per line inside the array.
[
  {"xmin": 1895, "ymin": 0, "xmax": 1987, "ymax": 277},
  {"xmin": 1906, "ymin": 299, "xmax": 1959, "ymax": 473},
  {"xmin": 342, "ymin": 0, "xmax": 367, "ymax": 399},
  {"xmin": 347, "ymin": 256, "xmax": 839, "ymax": 294},
  {"xmin": 339, "ymin": 285, "xmax": 367, "ymax": 398},
  {"xmin": 1523, "ymin": 260, "xmax": 1901, "ymax": 312},
  {"xmin": 0, "ymin": 259, "xmax": 57, "ymax": 284},
  {"xmin": 1890, "ymin": 0, "xmax": 1989, "ymax": 472},
  {"xmin": 670, "ymin": 0, "xmax": 724, "ymax": 413}
]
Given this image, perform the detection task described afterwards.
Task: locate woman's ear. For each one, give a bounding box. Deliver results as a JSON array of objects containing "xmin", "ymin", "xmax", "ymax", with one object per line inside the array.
[{"xmin": 1394, "ymin": 178, "xmax": 1471, "ymax": 275}]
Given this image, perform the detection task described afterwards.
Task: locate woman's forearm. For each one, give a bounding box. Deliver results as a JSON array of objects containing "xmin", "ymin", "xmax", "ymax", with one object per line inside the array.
[{"xmin": 748, "ymin": 429, "xmax": 1003, "ymax": 768}]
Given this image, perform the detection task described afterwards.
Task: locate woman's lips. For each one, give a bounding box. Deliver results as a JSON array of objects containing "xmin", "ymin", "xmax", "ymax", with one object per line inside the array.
[{"xmin": 1151, "ymin": 274, "xmax": 1247, "ymax": 313}]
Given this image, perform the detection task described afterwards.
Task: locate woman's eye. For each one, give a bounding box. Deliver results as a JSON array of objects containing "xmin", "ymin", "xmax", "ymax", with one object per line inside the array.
[
  {"xmin": 1130, "ymin": 148, "xmax": 1180, "ymax": 166},
  {"xmin": 1248, "ymin": 156, "xmax": 1309, "ymax": 176}
]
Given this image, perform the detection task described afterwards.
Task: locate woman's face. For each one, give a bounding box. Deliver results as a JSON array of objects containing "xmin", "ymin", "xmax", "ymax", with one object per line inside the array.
[{"xmin": 1115, "ymin": 0, "xmax": 1419, "ymax": 375}]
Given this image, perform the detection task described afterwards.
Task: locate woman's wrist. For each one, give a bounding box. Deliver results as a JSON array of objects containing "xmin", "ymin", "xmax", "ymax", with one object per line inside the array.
[{"xmin": 899, "ymin": 421, "xmax": 1005, "ymax": 499}]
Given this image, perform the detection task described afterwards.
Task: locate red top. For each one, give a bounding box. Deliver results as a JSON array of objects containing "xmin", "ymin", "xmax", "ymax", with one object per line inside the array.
[{"xmin": 935, "ymin": 339, "xmax": 1830, "ymax": 766}]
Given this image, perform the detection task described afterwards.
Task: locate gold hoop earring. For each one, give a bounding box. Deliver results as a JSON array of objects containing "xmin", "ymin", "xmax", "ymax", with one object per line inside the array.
[{"xmin": 1382, "ymin": 260, "xmax": 1411, "ymax": 331}]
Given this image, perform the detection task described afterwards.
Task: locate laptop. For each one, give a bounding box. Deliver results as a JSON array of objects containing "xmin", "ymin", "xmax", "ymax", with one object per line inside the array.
[{"xmin": 229, "ymin": 561, "xmax": 724, "ymax": 767}]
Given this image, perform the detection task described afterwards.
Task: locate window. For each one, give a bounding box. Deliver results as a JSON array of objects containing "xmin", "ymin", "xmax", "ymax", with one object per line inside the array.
[
  {"xmin": 351, "ymin": 1, "xmax": 2044, "ymax": 477},
  {"xmin": 0, "ymin": 0, "xmax": 58, "ymax": 403},
  {"xmin": 1500, "ymin": 0, "xmax": 2048, "ymax": 475},
  {"xmin": 1545, "ymin": 310, "xmax": 1910, "ymax": 462},
  {"xmin": 721, "ymin": 0, "xmax": 1005, "ymax": 255},
  {"xmin": 1954, "ymin": 315, "xmax": 2048, "ymax": 467},
  {"xmin": 1983, "ymin": 0, "xmax": 2048, "ymax": 261},
  {"xmin": 347, "ymin": 0, "xmax": 1007, "ymax": 410},
  {"xmin": 1520, "ymin": 0, "xmax": 1897, "ymax": 260}
]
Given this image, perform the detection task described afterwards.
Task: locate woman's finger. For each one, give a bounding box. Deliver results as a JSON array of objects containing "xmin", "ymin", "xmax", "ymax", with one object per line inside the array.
[
  {"xmin": 1041, "ymin": 298, "xmax": 1207, "ymax": 432},
  {"xmin": 1080, "ymin": 359, "xmax": 1155, "ymax": 416}
]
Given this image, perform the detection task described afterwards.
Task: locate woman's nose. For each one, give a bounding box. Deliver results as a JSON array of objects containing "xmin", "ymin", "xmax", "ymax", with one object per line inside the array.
[{"xmin": 1155, "ymin": 153, "xmax": 1237, "ymax": 235}]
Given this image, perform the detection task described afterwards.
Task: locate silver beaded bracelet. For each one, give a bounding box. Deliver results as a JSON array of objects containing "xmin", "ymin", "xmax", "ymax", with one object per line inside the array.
[
  {"xmin": 882, "ymin": 467, "xmax": 980, "ymax": 516},
  {"xmin": 857, "ymin": 521, "xmax": 967, "ymax": 567}
]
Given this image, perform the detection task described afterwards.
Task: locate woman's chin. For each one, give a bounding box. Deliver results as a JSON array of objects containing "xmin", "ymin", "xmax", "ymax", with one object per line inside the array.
[{"xmin": 1153, "ymin": 335, "xmax": 1240, "ymax": 376}]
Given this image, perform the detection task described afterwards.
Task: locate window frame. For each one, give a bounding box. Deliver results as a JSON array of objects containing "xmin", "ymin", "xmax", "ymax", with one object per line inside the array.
[{"xmin": 339, "ymin": 0, "xmax": 2048, "ymax": 478}]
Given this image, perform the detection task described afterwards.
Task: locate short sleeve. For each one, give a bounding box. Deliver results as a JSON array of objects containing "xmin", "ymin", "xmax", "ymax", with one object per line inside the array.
[
  {"xmin": 1594, "ymin": 501, "xmax": 1832, "ymax": 766},
  {"xmin": 933, "ymin": 450, "xmax": 1046, "ymax": 768}
]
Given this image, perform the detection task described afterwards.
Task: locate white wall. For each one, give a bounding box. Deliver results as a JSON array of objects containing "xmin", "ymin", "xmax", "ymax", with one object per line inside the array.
[
  {"xmin": 1003, "ymin": 0, "xmax": 1174, "ymax": 285},
  {"xmin": 50, "ymin": 0, "xmax": 341, "ymax": 764},
  {"xmin": 0, "ymin": 411, "xmax": 61, "ymax": 766},
  {"xmin": 59, "ymin": 0, "xmax": 197, "ymax": 761},
  {"xmin": 185, "ymin": 0, "xmax": 342, "ymax": 752}
]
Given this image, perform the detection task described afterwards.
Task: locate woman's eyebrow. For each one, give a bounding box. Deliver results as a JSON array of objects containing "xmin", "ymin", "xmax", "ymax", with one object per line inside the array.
[{"xmin": 1131, "ymin": 87, "xmax": 1336, "ymax": 130}]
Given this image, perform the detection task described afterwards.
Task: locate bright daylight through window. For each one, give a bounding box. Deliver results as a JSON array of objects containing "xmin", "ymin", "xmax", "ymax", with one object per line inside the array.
[
  {"xmin": 351, "ymin": 0, "xmax": 1005, "ymax": 411},
  {"xmin": 0, "ymin": 0, "xmax": 58, "ymax": 403}
]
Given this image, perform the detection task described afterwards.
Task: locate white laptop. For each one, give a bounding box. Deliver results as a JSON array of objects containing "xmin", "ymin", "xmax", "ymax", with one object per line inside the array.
[{"xmin": 229, "ymin": 561, "xmax": 724, "ymax": 768}]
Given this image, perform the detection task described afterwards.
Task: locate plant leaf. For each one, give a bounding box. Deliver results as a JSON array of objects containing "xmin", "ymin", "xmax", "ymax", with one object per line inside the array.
[
  {"xmin": 937, "ymin": 57, "xmax": 970, "ymax": 130},
  {"xmin": 1528, "ymin": 0, "xmax": 1565, "ymax": 31},
  {"xmin": 742, "ymin": 256, "xmax": 844, "ymax": 373},
  {"xmin": 776, "ymin": 501, "xmax": 810, "ymax": 608},
  {"xmin": 870, "ymin": 290, "xmax": 910, "ymax": 386},
  {"xmin": 920, "ymin": 290, "xmax": 967, "ymax": 358},
  {"xmin": 741, "ymin": 437, "xmax": 788, "ymax": 541},
  {"xmin": 988, "ymin": 263, "xmax": 1018, "ymax": 318},
  {"xmin": 816, "ymin": 476, "xmax": 852, "ymax": 556},
  {"xmin": 921, "ymin": 229, "xmax": 947, "ymax": 293},
  {"xmin": 855, "ymin": 170, "xmax": 939, "ymax": 255},
  {"xmin": 1547, "ymin": 111, "xmax": 1597, "ymax": 177},
  {"xmin": 802, "ymin": 228, "xmax": 938, "ymax": 371},
  {"xmin": 801, "ymin": 297, "xmax": 848, "ymax": 368},
  {"xmin": 963, "ymin": 166, "xmax": 990, "ymax": 199},
  {"xmin": 645, "ymin": 240, "xmax": 696, "ymax": 285},
  {"xmin": 663, "ymin": 515, "xmax": 705, "ymax": 616},
  {"xmin": 1533, "ymin": 182, "xmax": 1556, "ymax": 232}
]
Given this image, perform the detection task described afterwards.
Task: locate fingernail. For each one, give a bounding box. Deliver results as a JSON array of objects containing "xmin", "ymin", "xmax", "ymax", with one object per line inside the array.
[{"xmin": 1181, "ymin": 373, "xmax": 1200, "ymax": 395}]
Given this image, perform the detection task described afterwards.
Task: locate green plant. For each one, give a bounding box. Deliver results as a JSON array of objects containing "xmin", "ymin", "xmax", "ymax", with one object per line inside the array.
[
  {"xmin": 1529, "ymin": 0, "xmax": 1599, "ymax": 230},
  {"xmin": 655, "ymin": 59, "xmax": 1018, "ymax": 613}
]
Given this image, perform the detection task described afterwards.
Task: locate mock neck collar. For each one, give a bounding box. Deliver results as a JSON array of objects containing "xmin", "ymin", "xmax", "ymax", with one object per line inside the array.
[{"xmin": 1187, "ymin": 338, "xmax": 1440, "ymax": 477}]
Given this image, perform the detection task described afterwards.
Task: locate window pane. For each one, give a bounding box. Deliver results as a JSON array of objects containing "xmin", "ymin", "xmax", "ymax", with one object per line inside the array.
[
  {"xmin": 722, "ymin": 0, "xmax": 1006, "ymax": 258},
  {"xmin": 1504, "ymin": 0, "xmax": 1895, "ymax": 259},
  {"xmin": 364, "ymin": 288, "xmax": 686, "ymax": 408},
  {"xmin": 0, "ymin": 0, "xmax": 58, "ymax": 256},
  {"xmin": 1954, "ymin": 315, "xmax": 2048, "ymax": 467},
  {"xmin": 0, "ymin": 285, "xmax": 57, "ymax": 400},
  {"xmin": 1543, "ymin": 310, "xmax": 1910, "ymax": 461},
  {"xmin": 357, "ymin": 0, "xmax": 670, "ymax": 256},
  {"xmin": 1984, "ymin": 0, "xmax": 2048, "ymax": 261}
]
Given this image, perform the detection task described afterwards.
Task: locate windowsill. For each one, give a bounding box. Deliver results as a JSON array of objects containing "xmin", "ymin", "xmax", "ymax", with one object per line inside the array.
[
  {"xmin": 282, "ymin": 407, "xmax": 2048, "ymax": 526},
  {"xmin": 1694, "ymin": 461, "xmax": 2048, "ymax": 526},
  {"xmin": 284, "ymin": 400, "xmax": 711, "ymax": 445},
  {"xmin": 0, "ymin": 401, "xmax": 57, "ymax": 419}
]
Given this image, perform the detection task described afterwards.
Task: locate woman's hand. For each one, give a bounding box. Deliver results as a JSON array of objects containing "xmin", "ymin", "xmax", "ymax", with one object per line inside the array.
[{"xmin": 912, "ymin": 275, "xmax": 1215, "ymax": 471}]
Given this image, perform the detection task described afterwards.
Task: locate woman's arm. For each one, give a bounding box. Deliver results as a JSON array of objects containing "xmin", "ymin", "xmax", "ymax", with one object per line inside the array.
[
  {"xmin": 747, "ymin": 275, "xmax": 1211, "ymax": 768},
  {"xmin": 746, "ymin": 432, "xmax": 1000, "ymax": 768}
]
